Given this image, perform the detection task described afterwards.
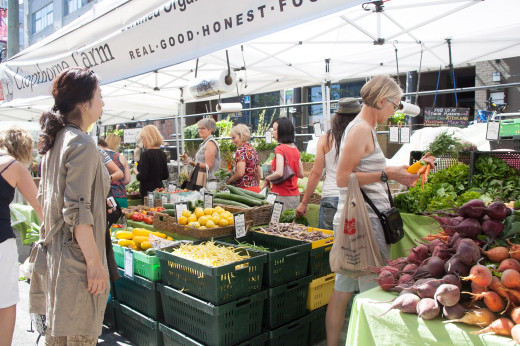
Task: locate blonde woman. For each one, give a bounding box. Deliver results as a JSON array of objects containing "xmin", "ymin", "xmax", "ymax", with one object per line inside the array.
[
  {"xmin": 135, "ymin": 125, "xmax": 169, "ymax": 203},
  {"xmin": 0, "ymin": 127, "xmax": 42, "ymax": 346},
  {"xmin": 104, "ymin": 134, "xmax": 131, "ymax": 208},
  {"xmin": 226, "ymin": 124, "xmax": 261, "ymax": 192},
  {"xmin": 326, "ymin": 75, "xmax": 435, "ymax": 346}
]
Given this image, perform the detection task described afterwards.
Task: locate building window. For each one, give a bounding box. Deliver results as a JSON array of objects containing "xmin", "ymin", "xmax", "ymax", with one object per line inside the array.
[
  {"xmin": 32, "ymin": 3, "xmax": 53, "ymax": 34},
  {"xmin": 307, "ymin": 81, "xmax": 364, "ymax": 123},
  {"xmin": 66, "ymin": 0, "xmax": 95, "ymax": 15}
]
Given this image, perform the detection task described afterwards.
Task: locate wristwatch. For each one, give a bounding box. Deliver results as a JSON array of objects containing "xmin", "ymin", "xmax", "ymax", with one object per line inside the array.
[{"xmin": 380, "ymin": 170, "xmax": 388, "ymax": 183}]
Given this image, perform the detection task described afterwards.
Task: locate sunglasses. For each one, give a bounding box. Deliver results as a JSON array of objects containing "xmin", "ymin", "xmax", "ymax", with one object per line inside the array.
[{"xmin": 386, "ymin": 98, "xmax": 402, "ymax": 112}]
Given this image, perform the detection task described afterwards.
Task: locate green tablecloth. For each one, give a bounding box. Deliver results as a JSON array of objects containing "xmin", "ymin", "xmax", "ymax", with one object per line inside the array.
[
  {"xmin": 345, "ymin": 288, "xmax": 514, "ymax": 346},
  {"xmin": 391, "ymin": 213, "xmax": 439, "ymax": 260},
  {"xmin": 11, "ymin": 203, "xmax": 41, "ymax": 233}
]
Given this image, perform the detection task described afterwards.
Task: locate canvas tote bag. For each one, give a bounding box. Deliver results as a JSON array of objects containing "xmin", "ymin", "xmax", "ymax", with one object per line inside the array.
[{"xmin": 329, "ymin": 173, "xmax": 384, "ymax": 277}]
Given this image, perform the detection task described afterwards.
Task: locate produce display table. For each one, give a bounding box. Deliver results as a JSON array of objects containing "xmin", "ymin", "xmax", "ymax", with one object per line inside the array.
[
  {"xmin": 345, "ymin": 288, "xmax": 514, "ymax": 346},
  {"xmin": 391, "ymin": 213, "xmax": 438, "ymax": 260}
]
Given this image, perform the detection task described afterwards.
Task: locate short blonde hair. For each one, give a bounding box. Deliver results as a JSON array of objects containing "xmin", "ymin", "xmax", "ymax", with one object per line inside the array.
[
  {"xmin": 230, "ymin": 124, "xmax": 251, "ymax": 142},
  {"xmin": 105, "ymin": 134, "xmax": 122, "ymax": 151},
  {"xmin": 0, "ymin": 127, "xmax": 34, "ymax": 164},
  {"xmin": 197, "ymin": 117, "xmax": 217, "ymax": 131},
  {"xmin": 361, "ymin": 75, "xmax": 403, "ymax": 109},
  {"xmin": 137, "ymin": 125, "xmax": 163, "ymax": 147}
]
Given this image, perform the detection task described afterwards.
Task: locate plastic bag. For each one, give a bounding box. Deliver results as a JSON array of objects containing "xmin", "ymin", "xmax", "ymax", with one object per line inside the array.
[
  {"xmin": 329, "ymin": 174, "xmax": 384, "ymax": 278},
  {"xmin": 9, "ymin": 204, "xmax": 26, "ymax": 227}
]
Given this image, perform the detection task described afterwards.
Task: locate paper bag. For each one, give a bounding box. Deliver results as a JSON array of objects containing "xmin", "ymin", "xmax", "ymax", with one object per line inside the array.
[{"xmin": 329, "ymin": 174, "xmax": 384, "ymax": 278}]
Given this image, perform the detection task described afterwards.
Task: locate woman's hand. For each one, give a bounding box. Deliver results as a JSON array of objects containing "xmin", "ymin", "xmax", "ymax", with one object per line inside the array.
[
  {"xmin": 420, "ymin": 152, "xmax": 436, "ymax": 170},
  {"xmin": 386, "ymin": 166, "xmax": 419, "ymax": 187},
  {"xmin": 86, "ymin": 258, "xmax": 108, "ymax": 295},
  {"xmin": 262, "ymin": 179, "xmax": 271, "ymax": 190},
  {"xmin": 295, "ymin": 203, "xmax": 307, "ymax": 218}
]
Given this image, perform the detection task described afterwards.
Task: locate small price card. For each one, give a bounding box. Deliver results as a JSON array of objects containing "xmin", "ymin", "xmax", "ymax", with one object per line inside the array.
[
  {"xmin": 234, "ymin": 212, "xmax": 246, "ymax": 239},
  {"xmin": 486, "ymin": 121, "xmax": 500, "ymax": 141},
  {"xmin": 270, "ymin": 201, "xmax": 284, "ymax": 224},
  {"xmin": 124, "ymin": 248, "xmax": 134, "ymax": 279},
  {"xmin": 169, "ymin": 193, "xmax": 178, "ymax": 204},
  {"xmin": 147, "ymin": 192, "xmax": 154, "ymax": 207},
  {"xmin": 313, "ymin": 122, "xmax": 322, "ymax": 137},
  {"xmin": 265, "ymin": 131, "xmax": 272, "ymax": 144},
  {"xmin": 161, "ymin": 196, "xmax": 168, "ymax": 204},
  {"xmin": 204, "ymin": 192, "xmax": 214, "ymax": 209},
  {"xmin": 389, "ymin": 126, "xmax": 399, "ymax": 143},
  {"xmin": 400, "ymin": 127, "xmax": 410, "ymax": 144},
  {"xmin": 168, "ymin": 182, "xmax": 177, "ymax": 192},
  {"xmin": 266, "ymin": 192, "xmax": 278, "ymax": 205},
  {"xmin": 175, "ymin": 202, "xmax": 188, "ymax": 219}
]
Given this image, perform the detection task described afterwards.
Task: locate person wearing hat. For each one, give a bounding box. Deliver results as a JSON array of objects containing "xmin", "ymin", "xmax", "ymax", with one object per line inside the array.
[{"xmin": 296, "ymin": 97, "xmax": 361, "ymax": 230}]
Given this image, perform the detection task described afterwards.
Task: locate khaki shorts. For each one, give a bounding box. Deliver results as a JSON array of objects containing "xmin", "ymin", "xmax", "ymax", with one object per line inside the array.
[{"xmin": 0, "ymin": 238, "xmax": 19, "ymax": 308}]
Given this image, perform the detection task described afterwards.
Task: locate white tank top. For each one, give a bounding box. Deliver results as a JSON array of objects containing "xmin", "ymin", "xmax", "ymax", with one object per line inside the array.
[{"xmin": 321, "ymin": 138, "xmax": 339, "ymax": 198}]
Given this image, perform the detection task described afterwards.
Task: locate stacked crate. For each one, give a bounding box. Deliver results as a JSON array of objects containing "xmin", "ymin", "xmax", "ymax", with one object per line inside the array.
[
  {"xmin": 108, "ymin": 247, "xmax": 164, "ymax": 346},
  {"xmin": 156, "ymin": 240, "xmax": 268, "ymax": 346},
  {"xmin": 219, "ymin": 230, "xmax": 334, "ymax": 346}
]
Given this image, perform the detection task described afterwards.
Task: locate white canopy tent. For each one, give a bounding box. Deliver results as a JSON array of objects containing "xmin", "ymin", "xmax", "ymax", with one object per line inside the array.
[{"xmin": 1, "ymin": 0, "xmax": 519, "ymax": 125}]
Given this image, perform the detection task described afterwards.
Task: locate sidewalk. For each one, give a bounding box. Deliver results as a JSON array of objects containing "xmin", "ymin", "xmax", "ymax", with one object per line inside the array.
[{"xmin": 13, "ymin": 273, "xmax": 134, "ymax": 346}]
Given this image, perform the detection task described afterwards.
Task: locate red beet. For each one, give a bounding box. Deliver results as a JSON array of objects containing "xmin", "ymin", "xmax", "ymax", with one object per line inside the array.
[
  {"xmin": 481, "ymin": 218, "xmax": 505, "ymax": 238},
  {"xmin": 445, "ymin": 218, "xmax": 482, "ymax": 239},
  {"xmin": 456, "ymin": 199, "xmax": 486, "ymax": 219},
  {"xmin": 485, "ymin": 201, "xmax": 510, "ymax": 221},
  {"xmin": 427, "ymin": 256, "xmax": 446, "ymax": 278},
  {"xmin": 454, "ymin": 238, "xmax": 481, "ymax": 266},
  {"xmin": 378, "ymin": 271, "xmax": 396, "ymax": 291}
]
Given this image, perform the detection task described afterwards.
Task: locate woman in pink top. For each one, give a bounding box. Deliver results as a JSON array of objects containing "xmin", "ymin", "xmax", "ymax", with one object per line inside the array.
[{"xmin": 263, "ymin": 117, "xmax": 304, "ymax": 211}]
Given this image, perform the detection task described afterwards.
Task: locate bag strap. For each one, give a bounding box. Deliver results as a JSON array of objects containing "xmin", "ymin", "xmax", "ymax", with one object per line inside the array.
[
  {"xmin": 276, "ymin": 145, "xmax": 289, "ymax": 168},
  {"xmin": 360, "ymin": 182, "xmax": 394, "ymax": 218}
]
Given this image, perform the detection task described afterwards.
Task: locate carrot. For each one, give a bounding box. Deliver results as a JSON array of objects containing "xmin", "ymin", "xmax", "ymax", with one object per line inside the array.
[
  {"xmin": 423, "ymin": 164, "xmax": 431, "ymax": 184},
  {"xmin": 417, "ymin": 165, "xmax": 427, "ymax": 174},
  {"xmin": 421, "ymin": 171, "xmax": 426, "ymax": 188},
  {"xmin": 470, "ymin": 317, "xmax": 515, "ymax": 336},
  {"xmin": 411, "ymin": 174, "xmax": 421, "ymax": 187}
]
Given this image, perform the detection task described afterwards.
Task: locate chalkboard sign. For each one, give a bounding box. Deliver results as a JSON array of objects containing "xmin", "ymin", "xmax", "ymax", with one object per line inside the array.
[{"xmin": 424, "ymin": 107, "xmax": 470, "ymax": 128}]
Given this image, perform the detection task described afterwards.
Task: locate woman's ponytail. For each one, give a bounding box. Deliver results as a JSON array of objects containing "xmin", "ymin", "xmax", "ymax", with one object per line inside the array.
[{"xmin": 37, "ymin": 109, "xmax": 65, "ymax": 155}]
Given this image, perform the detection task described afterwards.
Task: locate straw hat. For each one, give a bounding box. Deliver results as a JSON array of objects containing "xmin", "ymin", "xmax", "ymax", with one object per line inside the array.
[{"xmin": 337, "ymin": 97, "xmax": 361, "ymax": 114}]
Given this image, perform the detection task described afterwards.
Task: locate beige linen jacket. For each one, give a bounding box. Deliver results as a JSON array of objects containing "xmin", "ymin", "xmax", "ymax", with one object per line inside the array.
[{"xmin": 29, "ymin": 126, "xmax": 110, "ymax": 338}]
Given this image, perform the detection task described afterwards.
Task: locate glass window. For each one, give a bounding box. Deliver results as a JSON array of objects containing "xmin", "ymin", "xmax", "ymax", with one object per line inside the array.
[
  {"xmin": 66, "ymin": 0, "xmax": 95, "ymax": 15},
  {"xmin": 307, "ymin": 81, "xmax": 364, "ymax": 123},
  {"xmin": 32, "ymin": 3, "xmax": 53, "ymax": 34}
]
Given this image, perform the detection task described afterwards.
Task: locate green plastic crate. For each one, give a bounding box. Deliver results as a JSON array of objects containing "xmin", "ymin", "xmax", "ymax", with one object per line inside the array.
[
  {"xmin": 103, "ymin": 298, "xmax": 117, "ymax": 329},
  {"xmin": 217, "ymin": 232, "xmax": 311, "ymax": 287},
  {"xmin": 113, "ymin": 301, "xmax": 163, "ymax": 346},
  {"xmin": 268, "ymin": 313, "xmax": 313, "ymax": 346},
  {"xmin": 114, "ymin": 268, "xmax": 163, "ymax": 321},
  {"xmin": 264, "ymin": 275, "xmax": 312, "ymax": 329},
  {"xmin": 307, "ymin": 306, "xmax": 327, "ymax": 346},
  {"xmin": 158, "ymin": 284, "xmax": 267, "ymax": 346},
  {"xmin": 309, "ymin": 245, "xmax": 333, "ymax": 279},
  {"xmin": 159, "ymin": 324, "xmax": 269, "ymax": 346},
  {"xmin": 113, "ymin": 243, "xmax": 161, "ymax": 281},
  {"xmin": 156, "ymin": 241, "xmax": 267, "ymax": 305}
]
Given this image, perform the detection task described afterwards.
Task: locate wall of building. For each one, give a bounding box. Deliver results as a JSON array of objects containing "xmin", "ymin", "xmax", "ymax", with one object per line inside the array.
[{"xmin": 475, "ymin": 57, "xmax": 520, "ymax": 113}]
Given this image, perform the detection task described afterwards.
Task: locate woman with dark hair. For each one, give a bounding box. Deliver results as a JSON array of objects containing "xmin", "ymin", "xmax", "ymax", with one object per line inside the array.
[
  {"xmin": 295, "ymin": 98, "xmax": 361, "ymax": 230},
  {"xmin": 0, "ymin": 127, "xmax": 42, "ymax": 346},
  {"xmin": 263, "ymin": 117, "xmax": 304, "ymax": 211},
  {"xmin": 31, "ymin": 67, "xmax": 110, "ymax": 345}
]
